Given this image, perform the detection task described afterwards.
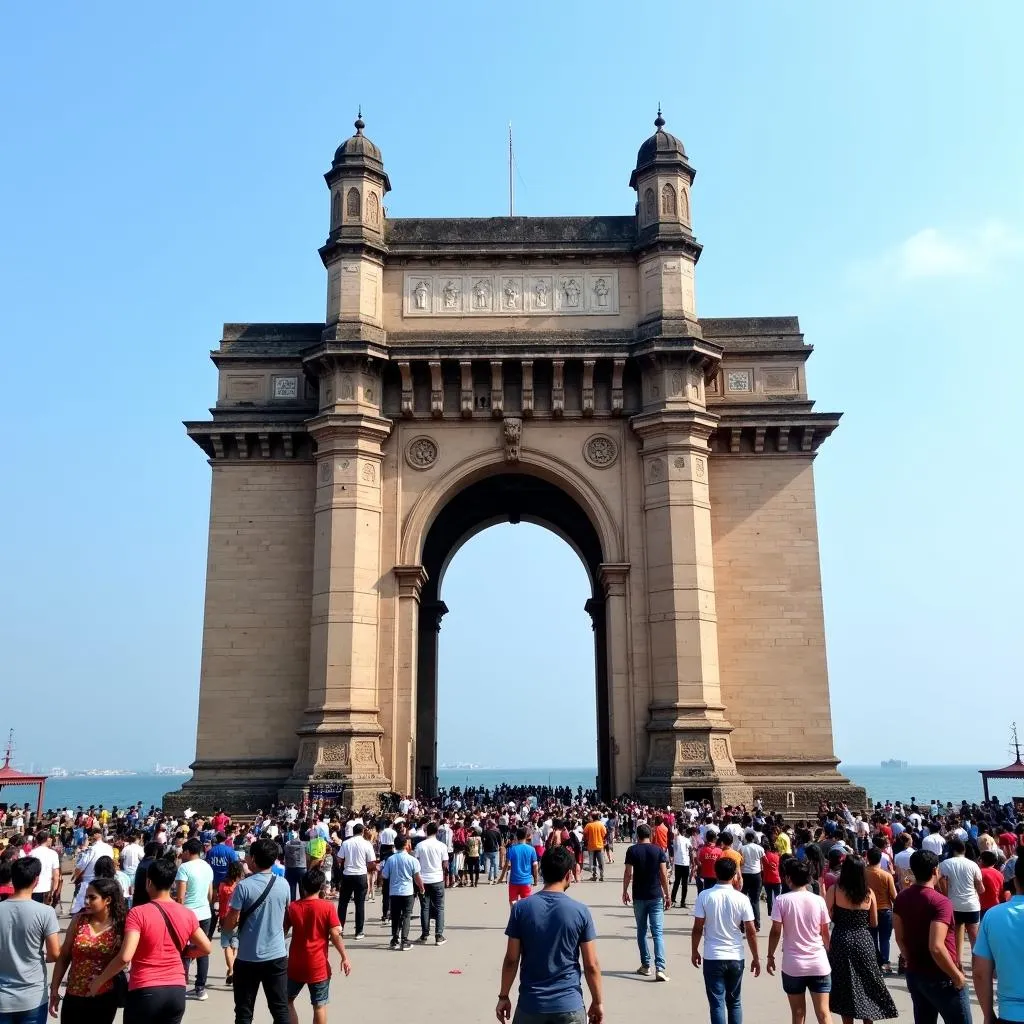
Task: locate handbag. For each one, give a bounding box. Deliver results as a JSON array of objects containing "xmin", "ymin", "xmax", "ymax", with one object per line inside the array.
[{"xmin": 152, "ymin": 901, "xmax": 203, "ymax": 960}]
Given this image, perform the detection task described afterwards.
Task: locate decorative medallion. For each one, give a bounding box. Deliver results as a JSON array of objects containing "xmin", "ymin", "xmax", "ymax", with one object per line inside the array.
[
  {"xmin": 673, "ymin": 456, "xmax": 686, "ymax": 470},
  {"xmin": 405, "ymin": 436, "xmax": 439, "ymax": 470},
  {"xmin": 583, "ymin": 434, "xmax": 619, "ymax": 469}
]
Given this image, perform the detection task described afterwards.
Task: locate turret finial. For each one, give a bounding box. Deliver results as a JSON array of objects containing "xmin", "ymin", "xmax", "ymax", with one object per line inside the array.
[
  {"xmin": 654, "ymin": 103, "xmax": 665, "ymax": 130},
  {"xmin": 354, "ymin": 107, "xmax": 365, "ymax": 135}
]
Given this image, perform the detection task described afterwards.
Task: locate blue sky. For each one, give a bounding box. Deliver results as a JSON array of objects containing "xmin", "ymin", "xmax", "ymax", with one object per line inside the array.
[{"xmin": 1, "ymin": 3, "xmax": 1022, "ymax": 772}]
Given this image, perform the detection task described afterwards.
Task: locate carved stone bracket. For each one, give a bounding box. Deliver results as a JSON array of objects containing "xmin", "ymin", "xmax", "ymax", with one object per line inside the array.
[
  {"xmin": 393, "ymin": 564, "xmax": 429, "ymax": 601},
  {"xmin": 459, "ymin": 361, "xmax": 472, "ymax": 418},
  {"xmin": 398, "ymin": 361, "xmax": 414, "ymax": 418},
  {"xmin": 429, "ymin": 361, "xmax": 443, "ymax": 417},
  {"xmin": 582, "ymin": 360, "xmax": 595, "ymax": 416},
  {"xmin": 521, "ymin": 360, "xmax": 534, "ymax": 416},
  {"xmin": 503, "ymin": 416, "xmax": 522, "ymax": 463},
  {"xmin": 611, "ymin": 359, "xmax": 625, "ymax": 415},
  {"xmin": 552, "ymin": 360, "xmax": 565, "ymax": 417},
  {"xmin": 490, "ymin": 361, "xmax": 504, "ymax": 418}
]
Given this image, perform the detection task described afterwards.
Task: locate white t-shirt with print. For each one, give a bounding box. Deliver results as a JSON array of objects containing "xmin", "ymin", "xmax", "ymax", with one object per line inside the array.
[{"xmin": 694, "ymin": 883, "xmax": 754, "ymax": 960}]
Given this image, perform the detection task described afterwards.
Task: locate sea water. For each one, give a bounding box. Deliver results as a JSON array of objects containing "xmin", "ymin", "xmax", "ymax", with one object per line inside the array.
[{"xmin": 0, "ymin": 765, "xmax": 1011, "ymax": 814}]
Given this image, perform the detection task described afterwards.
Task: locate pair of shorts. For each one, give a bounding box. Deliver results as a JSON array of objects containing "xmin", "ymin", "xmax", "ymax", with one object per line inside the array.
[
  {"xmin": 508, "ymin": 883, "xmax": 533, "ymax": 902},
  {"xmin": 220, "ymin": 927, "xmax": 239, "ymax": 949},
  {"xmin": 781, "ymin": 971, "xmax": 831, "ymax": 995},
  {"xmin": 287, "ymin": 978, "xmax": 330, "ymax": 1007},
  {"xmin": 953, "ymin": 910, "xmax": 980, "ymax": 926}
]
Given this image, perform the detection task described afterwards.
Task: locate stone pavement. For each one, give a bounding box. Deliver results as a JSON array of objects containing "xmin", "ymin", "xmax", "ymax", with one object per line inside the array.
[{"xmin": 60, "ymin": 863, "xmax": 985, "ymax": 1022}]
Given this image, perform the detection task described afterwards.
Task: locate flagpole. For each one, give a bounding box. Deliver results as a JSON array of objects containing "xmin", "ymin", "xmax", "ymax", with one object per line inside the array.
[{"xmin": 508, "ymin": 122, "xmax": 514, "ymax": 217}]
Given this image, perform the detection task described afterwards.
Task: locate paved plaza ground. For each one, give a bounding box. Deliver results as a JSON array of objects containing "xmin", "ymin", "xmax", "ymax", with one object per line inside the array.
[{"xmin": 60, "ymin": 863, "xmax": 986, "ymax": 1023}]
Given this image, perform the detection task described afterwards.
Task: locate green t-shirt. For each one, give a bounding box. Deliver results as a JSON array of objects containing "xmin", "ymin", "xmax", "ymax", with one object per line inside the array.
[{"xmin": 174, "ymin": 858, "xmax": 214, "ymax": 920}]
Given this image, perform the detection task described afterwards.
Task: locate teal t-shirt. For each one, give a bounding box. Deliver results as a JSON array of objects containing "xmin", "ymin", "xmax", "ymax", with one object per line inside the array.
[
  {"xmin": 974, "ymin": 895, "xmax": 1024, "ymax": 1022},
  {"xmin": 174, "ymin": 858, "xmax": 214, "ymax": 920}
]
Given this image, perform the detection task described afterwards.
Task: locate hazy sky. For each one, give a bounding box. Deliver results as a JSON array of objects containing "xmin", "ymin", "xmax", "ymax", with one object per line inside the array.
[{"xmin": 2, "ymin": 4, "xmax": 1022, "ymax": 772}]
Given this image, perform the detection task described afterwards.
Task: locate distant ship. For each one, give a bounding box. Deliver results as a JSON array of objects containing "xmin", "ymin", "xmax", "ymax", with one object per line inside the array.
[{"xmin": 880, "ymin": 759, "xmax": 909, "ymax": 769}]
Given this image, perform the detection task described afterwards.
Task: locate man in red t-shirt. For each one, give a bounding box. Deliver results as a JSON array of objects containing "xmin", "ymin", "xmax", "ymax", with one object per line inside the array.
[
  {"xmin": 696, "ymin": 829, "xmax": 722, "ymax": 893},
  {"xmin": 284, "ymin": 867, "xmax": 351, "ymax": 1024},
  {"xmin": 212, "ymin": 809, "xmax": 231, "ymax": 834},
  {"xmin": 977, "ymin": 851, "xmax": 1005, "ymax": 913}
]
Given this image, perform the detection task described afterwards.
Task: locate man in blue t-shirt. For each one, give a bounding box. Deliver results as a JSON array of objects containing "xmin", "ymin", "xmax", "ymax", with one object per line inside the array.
[
  {"xmin": 500, "ymin": 827, "xmax": 540, "ymax": 904},
  {"xmin": 622, "ymin": 823, "xmax": 671, "ymax": 980},
  {"xmin": 973, "ymin": 854, "xmax": 1024, "ymax": 1024},
  {"xmin": 498, "ymin": 845, "xmax": 603, "ymax": 1024},
  {"xmin": 205, "ymin": 830, "xmax": 239, "ymax": 929}
]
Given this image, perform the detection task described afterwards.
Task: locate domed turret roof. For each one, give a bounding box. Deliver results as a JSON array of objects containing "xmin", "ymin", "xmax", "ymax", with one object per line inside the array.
[
  {"xmin": 329, "ymin": 112, "xmax": 390, "ymax": 191},
  {"xmin": 629, "ymin": 108, "xmax": 690, "ymax": 188}
]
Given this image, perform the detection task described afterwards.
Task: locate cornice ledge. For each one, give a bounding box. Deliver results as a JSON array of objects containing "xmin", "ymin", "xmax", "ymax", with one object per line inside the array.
[{"xmin": 629, "ymin": 408, "xmax": 720, "ymax": 441}]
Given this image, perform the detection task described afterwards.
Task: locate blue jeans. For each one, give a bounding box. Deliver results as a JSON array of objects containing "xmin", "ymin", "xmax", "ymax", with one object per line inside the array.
[
  {"xmin": 484, "ymin": 851, "xmax": 499, "ymax": 880},
  {"xmin": 632, "ymin": 898, "xmax": 665, "ymax": 970},
  {"xmin": 703, "ymin": 959, "xmax": 744, "ymax": 1024},
  {"xmin": 0, "ymin": 1006, "xmax": 48, "ymax": 1024},
  {"xmin": 870, "ymin": 908, "xmax": 893, "ymax": 965},
  {"xmin": 905, "ymin": 971, "xmax": 972, "ymax": 1024},
  {"xmin": 419, "ymin": 881, "xmax": 445, "ymax": 939}
]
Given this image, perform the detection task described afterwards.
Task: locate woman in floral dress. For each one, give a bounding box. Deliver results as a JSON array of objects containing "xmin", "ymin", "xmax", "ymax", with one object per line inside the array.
[{"xmin": 49, "ymin": 877, "xmax": 127, "ymax": 1023}]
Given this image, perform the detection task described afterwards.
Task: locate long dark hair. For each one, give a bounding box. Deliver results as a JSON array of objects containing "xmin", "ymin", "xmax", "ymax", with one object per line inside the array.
[
  {"xmin": 86, "ymin": 878, "xmax": 128, "ymax": 938},
  {"xmin": 92, "ymin": 856, "xmax": 116, "ymax": 880},
  {"xmin": 838, "ymin": 854, "xmax": 869, "ymax": 905}
]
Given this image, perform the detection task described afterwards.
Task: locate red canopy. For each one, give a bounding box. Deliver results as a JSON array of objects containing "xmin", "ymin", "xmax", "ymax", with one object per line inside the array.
[
  {"xmin": 980, "ymin": 757, "xmax": 1024, "ymax": 801},
  {"xmin": 0, "ymin": 751, "xmax": 48, "ymax": 818}
]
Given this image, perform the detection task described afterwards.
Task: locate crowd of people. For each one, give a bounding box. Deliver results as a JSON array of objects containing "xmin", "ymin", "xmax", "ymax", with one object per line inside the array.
[{"xmin": 0, "ymin": 788, "xmax": 1021, "ymax": 1024}]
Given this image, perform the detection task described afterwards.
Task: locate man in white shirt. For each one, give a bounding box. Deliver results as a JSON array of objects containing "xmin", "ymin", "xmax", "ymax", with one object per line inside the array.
[
  {"xmin": 413, "ymin": 821, "xmax": 449, "ymax": 945},
  {"xmin": 71, "ymin": 828, "xmax": 114, "ymax": 913},
  {"xmin": 343, "ymin": 815, "xmax": 363, "ymax": 839},
  {"xmin": 672, "ymin": 827, "xmax": 693, "ymax": 908},
  {"xmin": 691, "ymin": 856, "xmax": 760, "ymax": 1022},
  {"xmin": 338, "ymin": 823, "xmax": 376, "ymax": 939},
  {"xmin": 938, "ymin": 837, "xmax": 985, "ymax": 964},
  {"xmin": 377, "ymin": 821, "xmax": 398, "ymax": 924},
  {"xmin": 119, "ymin": 833, "xmax": 144, "ymax": 881},
  {"xmin": 921, "ymin": 824, "xmax": 946, "ymax": 856},
  {"xmin": 739, "ymin": 831, "xmax": 766, "ymax": 930},
  {"xmin": 28, "ymin": 832, "xmax": 61, "ymax": 905}
]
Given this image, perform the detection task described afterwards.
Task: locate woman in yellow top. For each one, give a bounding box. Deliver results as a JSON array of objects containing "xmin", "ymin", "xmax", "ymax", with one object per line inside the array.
[{"xmin": 774, "ymin": 827, "xmax": 792, "ymax": 856}]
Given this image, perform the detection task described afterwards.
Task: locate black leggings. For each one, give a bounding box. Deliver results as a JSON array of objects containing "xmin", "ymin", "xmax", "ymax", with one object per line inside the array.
[
  {"xmin": 124, "ymin": 985, "xmax": 186, "ymax": 1024},
  {"xmin": 467, "ymin": 856, "xmax": 481, "ymax": 884},
  {"xmin": 62, "ymin": 991, "xmax": 119, "ymax": 1024}
]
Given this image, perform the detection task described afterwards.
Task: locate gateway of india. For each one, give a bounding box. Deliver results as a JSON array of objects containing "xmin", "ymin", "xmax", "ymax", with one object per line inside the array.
[{"xmin": 167, "ymin": 111, "xmax": 866, "ymax": 814}]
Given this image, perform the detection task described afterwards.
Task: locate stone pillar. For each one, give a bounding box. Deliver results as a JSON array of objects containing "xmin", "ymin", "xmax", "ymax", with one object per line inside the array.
[
  {"xmin": 631, "ymin": 408, "xmax": 750, "ymax": 807},
  {"xmin": 282, "ymin": 359, "xmax": 393, "ymax": 808},
  {"xmin": 598, "ymin": 563, "xmax": 632, "ymax": 797},
  {"xmin": 415, "ymin": 599, "xmax": 447, "ymax": 796},
  {"xmin": 391, "ymin": 565, "xmax": 428, "ymax": 797}
]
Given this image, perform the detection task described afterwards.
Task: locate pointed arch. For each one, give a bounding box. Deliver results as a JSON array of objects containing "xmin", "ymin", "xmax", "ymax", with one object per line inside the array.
[
  {"xmin": 661, "ymin": 182, "xmax": 677, "ymax": 217},
  {"xmin": 330, "ymin": 190, "xmax": 342, "ymax": 228},
  {"xmin": 346, "ymin": 187, "xmax": 360, "ymax": 219},
  {"xmin": 680, "ymin": 186, "xmax": 691, "ymax": 224},
  {"xmin": 644, "ymin": 187, "xmax": 656, "ymax": 222},
  {"xmin": 366, "ymin": 191, "xmax": 380, "ymax": 226}
]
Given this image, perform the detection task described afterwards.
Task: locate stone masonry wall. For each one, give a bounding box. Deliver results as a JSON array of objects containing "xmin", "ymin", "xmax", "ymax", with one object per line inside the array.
[
  {"xmin": 194, "ymin": 462, "xmax": 315, "ymax": 764},
  {"xmin": 709, "ymin": 456, "xmax": 837, "ymax": 765}
]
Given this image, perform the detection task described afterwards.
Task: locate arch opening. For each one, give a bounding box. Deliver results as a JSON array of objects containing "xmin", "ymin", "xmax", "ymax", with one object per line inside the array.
[{"xmin": 415, "ymin": 472, "xmax": 611, "ymax": 798}]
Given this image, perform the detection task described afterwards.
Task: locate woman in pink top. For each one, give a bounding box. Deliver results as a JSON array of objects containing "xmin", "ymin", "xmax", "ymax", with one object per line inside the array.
[{"xmin": 767, "ymin": 858, "xmax": 832, "ymax": 1024}]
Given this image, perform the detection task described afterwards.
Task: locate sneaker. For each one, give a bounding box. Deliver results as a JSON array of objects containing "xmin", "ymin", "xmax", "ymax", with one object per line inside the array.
[
  {"xmin": 417, "ymin": 935, "xmax": 431, "ymax": 944},
  {"xmin": 655, "ymin": 970, "xmax": 669, "ymax": 983},
  {"xmin": 354, "ymin": 933, "xmax": 365, "ymax": 940},
  {"xmin": 636, "ymin": 965, "xmax": 652, "ymax": 977},
  {"xmin": 195, "ymin": 987, "xmax": 209, "ymax": 1001},
  {"xmin": 401, "ymin": 941, "xmax": 413, "ymax": 950},
  {"xmin": 389, "ymin": 940, "xmax": 399, "ymax": 950},
  {"xmin": 225, "ymin": 973, "xmax": 233, "ymax": 986},
  {"xmin": 435, "ymin": 936, "xmax": 447, "ymax": 946}
]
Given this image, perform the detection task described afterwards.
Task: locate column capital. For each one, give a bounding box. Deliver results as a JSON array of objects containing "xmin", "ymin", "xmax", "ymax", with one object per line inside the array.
[
  {"xmin": 393, "ymin": 565, "xmax": 429, "ymax": 601},
  {"xmin": 583, "ymin": 595, "xmax": 605, "ymax": 630},
  {"xmin": 306, "ymin": 412, "xmax": 393, "ymax": 448},
  {"xmin": 629, "ymin": 409, "xmax": 718, "ymax": 446},
  {"xmin": 421, "ymin": 599, "xmax": 449, "ymax": 632},
  {"xmin": 599, "ymin": 562, "xmax": 631, "ymax": 597}
]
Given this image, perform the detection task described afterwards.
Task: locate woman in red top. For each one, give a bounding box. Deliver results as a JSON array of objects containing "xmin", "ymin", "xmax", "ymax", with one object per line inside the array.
[
  {"xmin": 49, "ymin": 877, "xmax": 127, "ymax": 1023},
  {"xmin": 696, "ymin": 829, "xmax": 722, "ymax": 892},
  {"xmin": 761, "ymin": 845, "xmax": 782, "ymax": 916},
  {"xmin": 88, "ymin": 858, "xmax": 211, "ymax": 1024},
  {"xmin": 978, "ymin": 850, "xmax": 1006, "ymax": 913},
  {"xmin": 218, "ymin": 859, "xmax": 245, "ymax": 985}
]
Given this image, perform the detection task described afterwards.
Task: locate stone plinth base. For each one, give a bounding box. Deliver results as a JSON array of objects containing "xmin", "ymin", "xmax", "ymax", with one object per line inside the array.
[
  {"xmin": 278, "ymin": 776, "xmax": 391, "ymax": 813},
  {"xmin": 634, "ymin": 774, "xmax": 753, "ymax": 809},
  {"xmin": 162, "ymin": 758, "xmax": 295, "ymax": 814}
]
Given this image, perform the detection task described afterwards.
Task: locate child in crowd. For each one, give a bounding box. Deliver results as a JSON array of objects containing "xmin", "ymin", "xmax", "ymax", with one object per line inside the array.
[
  {"xmin": 284, "ymin": 867, "xmax": 351, "ymax": 1024},
  {"xmin": 218, "ymin": 860, "xmax": 244, "ymax": 985}
]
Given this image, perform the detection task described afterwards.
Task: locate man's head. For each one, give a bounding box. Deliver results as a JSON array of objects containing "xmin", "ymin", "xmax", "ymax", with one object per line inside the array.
[
  {"xmin": 980, "ymin": 850, "xmax": 998, "ymax": 869},
  {"xmin": 249, "ymin": 837, "xmax": 281, "ymax": 871},
  {"xmin": 784, "ymin": 858, "xmax": 811, "ymax": 888},
  {"xmin": 515, "ymin": 826, "xmax": 528, "ymax": 841},
  {"xmin": 300, "ymin": 868, "xmax": 326, "ymax": 897},
  {"xmin": 714, "ymin": 856, "xmax": 738, "ymax": 884},
  {"xmin": 352, "ymin": 823, "xmax": 364, "ymax": 836},
  {"xmin": 88, "ymin": 827, "xmax": 102, "ymax": 842},
  {"xmin": 146, "ymin": 857, "xmax": 178, "ymax": 896},
  {"xmin": 866, "ymin": 847, "xmax": 882, "ymax": 866},
  {"xmin": 35, "ymin": 831, "xmax": 50, "ymax": 847},
  {"xmin": 910, "ymin": 849, "xmax": 940, "ymax": 885},
  {"xmin": 540, "ymin": 846, "xmax": 575, "ymax": 888},
  {"xmin": 636, "ymin": 823, "xmax": 652, "ymax": 842},
  {"xmin": 425, "ymin": 822, "xmax": 439, "ymax": 837},
  {"xmin": 394, "ymin": 834, "xmax": 408, "ymax": 852},
  {"xmin": 744, "ymin": 830, "xmax": 756, "ymax": 844},
  {"xmin": 182, "ymin": 838, "xmax": 203, "ymax": 861},
  {"xmin": 704, "ymin": 828, "xmax": 718, "ymax": 844},
  {"xmin": 947, "ymin": 837, "xmax": 965, "ymax": 856},
  {"xmin": 10, "ymin": 856, "xmax": 42, "ymax": 893}
]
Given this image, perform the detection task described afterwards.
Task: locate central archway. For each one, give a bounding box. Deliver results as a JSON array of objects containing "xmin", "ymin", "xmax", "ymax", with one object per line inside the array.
[{"xmin": 414, "ymin": 472, "xmax": 612, "ymax": 797}]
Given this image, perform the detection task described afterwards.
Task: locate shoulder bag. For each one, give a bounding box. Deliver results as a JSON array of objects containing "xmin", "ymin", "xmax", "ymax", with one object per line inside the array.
[
  {"xmin": 152, "ymin": 901, "xmax": 203, "ymax": 960},
  {"xmin": 238, "ymin": 874, "xmax": 278, "ymax": 931}
]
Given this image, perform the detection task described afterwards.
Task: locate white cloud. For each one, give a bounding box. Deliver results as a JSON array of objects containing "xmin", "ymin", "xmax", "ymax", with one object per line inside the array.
[{"xmin": 848, "ymin": 220, "xmax": 1023, "ymax": 288}]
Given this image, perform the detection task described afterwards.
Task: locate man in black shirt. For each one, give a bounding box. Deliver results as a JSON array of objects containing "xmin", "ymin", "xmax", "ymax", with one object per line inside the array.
[
  {"xmin": 482, "ymin": 819, "xmax": 502, "ymax": 884},
  {"xmin": 622, "ymin": 823, "xmax": 671, "ymax": 981}
]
